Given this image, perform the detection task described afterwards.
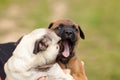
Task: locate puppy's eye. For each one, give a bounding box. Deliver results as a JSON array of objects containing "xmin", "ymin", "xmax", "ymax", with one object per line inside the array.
[
  {"xmin": 59, "ymin": 24, "xmax": 64, "ymax": 27},
  {"xmin": 57, "ymin": 27, "xmax": 62, "ymax": 30},
  {"xmin": 71, "ymin": 25, "xmax": 78, "ymax": 32},
  {"xmin": 72, "ymin": 25, "xmax": 75, "ymax": 28},
  {"xmin": 58, "ymin": 24, "xmax": 64, "ymax": 29},
  {"xmin": 55, "ymin": 24, "xmax": 64, "ymax": 30},
  {"xmin": 75, "ymin": 28, "xmax": 78, "ymax": 32},
  {"xmin": 56, "ymin": 26, "xmax": 63, "ymax": 30}
]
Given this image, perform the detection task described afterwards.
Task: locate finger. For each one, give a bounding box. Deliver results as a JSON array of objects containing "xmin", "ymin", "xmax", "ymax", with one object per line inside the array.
[
  {"xmin": 38, "ymin": 77, "xmax": 46, "ymax": 80},
  {"xmin": 80, "ymin": 61, "xmax": 87, "ymax": 75},
  {"xmin": 0, "ymin": 77, "xmax": 2, "ymax": 80},
  {"xmin": 81, "ymin": 61, "xmax": 85, "ymax": 70}
]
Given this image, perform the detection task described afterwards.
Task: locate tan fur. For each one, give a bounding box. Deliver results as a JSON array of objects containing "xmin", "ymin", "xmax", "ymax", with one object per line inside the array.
[{"xmin": 49, "ymin": 19, "xmax": 87, "ymax": 80}]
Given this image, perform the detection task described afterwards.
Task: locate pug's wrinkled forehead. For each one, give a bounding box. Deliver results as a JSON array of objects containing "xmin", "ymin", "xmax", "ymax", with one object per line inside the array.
[
  {"xmin": 28, "ymin": 29, "xmax": 60, "ymax": 42},
  {"xmin": 14, "ymin": 28, "xmax": 61, "ymax": 54}
]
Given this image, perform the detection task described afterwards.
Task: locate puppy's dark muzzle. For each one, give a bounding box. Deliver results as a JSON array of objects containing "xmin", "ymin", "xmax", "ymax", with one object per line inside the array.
[
  {"xmin": 65, "ymin": 30, "xmax": 73, "ymax": 38},
  {"xmin": 62, "ymin": 30, "xmax": 76, "ymax": 42}
]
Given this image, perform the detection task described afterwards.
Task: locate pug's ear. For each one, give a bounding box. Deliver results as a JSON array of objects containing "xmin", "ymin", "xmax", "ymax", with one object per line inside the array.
[
  {"xmin": 33, "ymin": 35, "xmax": 51, "ymax": 54},
  {"xmin": 48, "ymin": 22, "xmax": 53, "ymax": 29},
  {"xmin": 15, "ymin": 36, "xmax": 23, "ymax": 46},
  {"xmin": 33, "ymin": 39, "xmax": 40, "ymax": 54},
  {"xmin": 78, "ymin": 25, "xmax": 85, "ymax": 39}
]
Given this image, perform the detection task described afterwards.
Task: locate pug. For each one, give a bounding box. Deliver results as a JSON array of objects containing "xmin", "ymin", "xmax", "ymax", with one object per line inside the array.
[{"xmin": 4, "ymin": 28, "xmax": 74, "ymax": 80}]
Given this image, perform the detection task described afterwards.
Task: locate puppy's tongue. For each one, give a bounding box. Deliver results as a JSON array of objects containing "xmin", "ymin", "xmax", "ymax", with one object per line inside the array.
[{"xmin": 62, "ymin": 41, "xmax": 70, "ymax": 57}]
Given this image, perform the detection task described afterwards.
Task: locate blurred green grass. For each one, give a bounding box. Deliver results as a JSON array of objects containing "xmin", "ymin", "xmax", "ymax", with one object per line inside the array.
[{"xmin": 0, "ymin": 0, "xmax": 120, "ymax": 80}]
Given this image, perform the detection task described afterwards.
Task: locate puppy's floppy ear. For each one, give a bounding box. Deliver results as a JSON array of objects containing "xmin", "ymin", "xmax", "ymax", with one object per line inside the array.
[
  {"xmin": 15, "ymin": 36, "xmax": 23, "ymax": 46},
  {"xmin": 33, "ymin": 35, "xmax": 51, "ymax": 54},
  {"xmin": 78, "ymin": 25, "xmax": 85, "ymax": 39},
  {"xmin": 48, "ymin": 22, "xmax": 53, "ymax": 29}
]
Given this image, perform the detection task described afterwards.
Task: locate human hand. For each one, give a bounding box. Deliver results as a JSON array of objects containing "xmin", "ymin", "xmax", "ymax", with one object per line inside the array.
[
  {"xmin": 72, "ymin": 60, "xmax": 87, "ymax": 80},
  {"xmin": 38, "ymin": 77, "xmax": 46, "ymax": 80},
  {"xmin": 0, "ymin": 77, "xmax": 2, "ymax": 80}
]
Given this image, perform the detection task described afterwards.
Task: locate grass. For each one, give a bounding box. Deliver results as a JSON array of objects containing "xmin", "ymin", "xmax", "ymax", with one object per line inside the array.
[
  {"xmin": 69, "ymin": 0, "xmax": 120, "ymax": 80},
  {"xmin": 0, "ymin": 0, "xmax": 120, "ymax": 80}
]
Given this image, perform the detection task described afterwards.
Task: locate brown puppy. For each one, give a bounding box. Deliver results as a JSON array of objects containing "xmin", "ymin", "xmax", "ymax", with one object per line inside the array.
[{"xmin": 48, "ymin": 19, "xmax": 87, "ymax": 80}]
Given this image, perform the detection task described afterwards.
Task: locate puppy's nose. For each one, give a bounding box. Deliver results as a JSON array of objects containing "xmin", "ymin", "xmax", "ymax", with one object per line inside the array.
[{"xmin": 65, "ymin": 31, "xmax": 73, "ymax": 36}]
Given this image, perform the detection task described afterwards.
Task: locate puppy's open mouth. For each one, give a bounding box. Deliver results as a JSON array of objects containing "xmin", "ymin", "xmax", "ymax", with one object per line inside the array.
[
  {"xmin": 58, "ymin": 39, "xmax": 74, "ymax": 61},
  {"xmin": 61, "ymin": 39, "xmax": 73, "ymax": 58}
]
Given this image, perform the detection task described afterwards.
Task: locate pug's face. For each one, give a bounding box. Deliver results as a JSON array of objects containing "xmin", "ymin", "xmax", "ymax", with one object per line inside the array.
[{"xmin": 13, "ymin": 29, "xmax": 61, "ymax": 65}]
